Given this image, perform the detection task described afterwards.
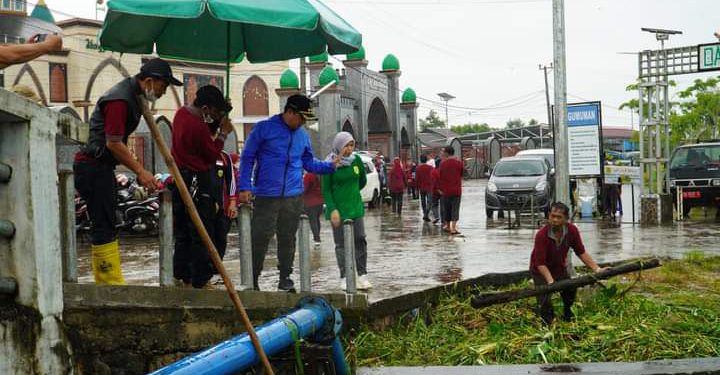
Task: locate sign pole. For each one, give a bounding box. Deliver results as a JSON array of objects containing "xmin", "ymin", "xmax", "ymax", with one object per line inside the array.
[{"xmin": 553, "ymin": 0, "xmax": 570, "ymax": 207}]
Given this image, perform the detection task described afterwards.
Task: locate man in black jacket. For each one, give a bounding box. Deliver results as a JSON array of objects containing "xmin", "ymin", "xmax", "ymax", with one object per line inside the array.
[{"xmin": 73, "ymin": 58, "xmax": 182, "ymax": 285}]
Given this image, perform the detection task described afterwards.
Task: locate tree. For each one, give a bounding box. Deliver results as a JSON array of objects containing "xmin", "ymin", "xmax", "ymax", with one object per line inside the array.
[
  {"xmin": 671, "ymin": 77, "xmax": 720, "ymax": 144},
  {"xmin": 506, "ymin": 118, "xmax": 525, "ymax": 128},
  {"xmin": 451, "ymin": 123, "xmax": 493, "ymax": 135},
  {"xmin": 528, "ymin": 118, "xmax": 539, "ymax": 126},
  {"xmin": 419, "ymin": 110, "xmax": 446, "ymax": 131}
]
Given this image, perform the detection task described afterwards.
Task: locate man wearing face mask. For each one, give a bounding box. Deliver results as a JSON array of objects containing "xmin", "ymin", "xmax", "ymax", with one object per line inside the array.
[
  {"xmin": 171, "ymin": 85, "xmax": 234, "ymax": 289},
  {"xmin": 74, "ymin": 58, "xmax": 181, "ymax": 285}
]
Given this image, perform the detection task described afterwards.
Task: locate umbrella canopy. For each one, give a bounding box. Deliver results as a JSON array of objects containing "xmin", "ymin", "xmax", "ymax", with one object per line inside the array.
[{"xmin": 99, "ymin": 0, "xmax": 362, "ymax": 63}]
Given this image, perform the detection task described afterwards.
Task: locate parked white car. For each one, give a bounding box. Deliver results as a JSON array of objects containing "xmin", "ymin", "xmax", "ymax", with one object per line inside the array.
[{"xmin": 357, "ymin": 153, "xmax": 382, "ymax": 208}]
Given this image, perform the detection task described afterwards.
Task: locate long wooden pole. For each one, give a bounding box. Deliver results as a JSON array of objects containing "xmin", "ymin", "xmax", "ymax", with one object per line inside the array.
[
  {"xmin": 470, "ymin": 259, "xmax": 661, "ymax": 309},
  {"xmin": 138, "ymin": 97, "xmax": 275, "ymax": 375}
]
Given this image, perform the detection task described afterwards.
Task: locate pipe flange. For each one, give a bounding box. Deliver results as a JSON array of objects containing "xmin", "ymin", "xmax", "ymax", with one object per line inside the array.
[{"xmin": 297, "ymin": 296, "xmax": 339, "ymax": 344}]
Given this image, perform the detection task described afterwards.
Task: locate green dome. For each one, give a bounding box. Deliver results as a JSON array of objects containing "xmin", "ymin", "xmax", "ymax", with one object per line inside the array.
[
  {"xmin": 401, "ymin": 88, "xmax": 416, "ymax": 103},
  {"xmin": 346, "ymin": 46, "xmax": 365, "ymax": 61},
  {"xmin": 382, "ymin": 54, "xmax": 400, "ymax": 71},
  {"xmin": 30, "ymin": 0, "xmax": 55, "ymax": 24},
  {"xmin": 318, "ymin": 66, "xmax": 339, "ymax": 86},
  {"xmin": 308, "ymin": 51, "xmax": 329, "ymax": 63},
  {"xmin": 279, "ymin": 69, "xmax": 299, "ymax": 89}
]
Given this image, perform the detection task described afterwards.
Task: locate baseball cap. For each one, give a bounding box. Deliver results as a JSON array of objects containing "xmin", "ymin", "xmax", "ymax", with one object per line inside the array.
[
  {"xmin": 194, "ymin": 85, "xmax": 233, "ymax": 113},
  {"xmin": 285, "ymin": 94, "xmax": 317, "ymax": 121},
  {"xmin": 140, "ymin": 58, "xmax": 183, "ymax": 86}
]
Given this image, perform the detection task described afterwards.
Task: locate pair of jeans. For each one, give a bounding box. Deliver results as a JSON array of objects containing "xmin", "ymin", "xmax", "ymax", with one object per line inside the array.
[
  {"xmin": 331, "ymin": 217, "xmax": 367, "ymax": 278},
  {"xmin": 532, "ymin": 272, "xmax": 576, "ymax": 324},
  {"xmin": 420, "ymin": 191, "xmax": 432, "ymax": 220},
  {"xmin": 74, "ymin": 160, "xmax": 117, "ymax": 245},
  {"xmin": 304, "ymin": 204, "xmax": 323, "ymax": 242},
  {"xmin": 251, "ymin": 196, "xmax": 304, "ymax": 284},
  {"xmin": 172, "ymin": 170, "xmax": 216, "ymax": 288},
  {"xmin": 431, "ymin": 195, "xmax": 441, "ymax": 221},
  {"xmin": 391, "ymin": 192, "xmax": 403, "ymax": 214}
]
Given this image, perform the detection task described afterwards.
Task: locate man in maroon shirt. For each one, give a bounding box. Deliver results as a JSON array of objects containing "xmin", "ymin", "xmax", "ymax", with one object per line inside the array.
[
  {"xmin": 73, "ymin": 58, "xmax": 181, "ymax": 285},
  {"xmin": 415, "ymin": 154, "xmax": 434, "ymax": 222},
  {"xmin": 171, "ymin": 85, "xmax": 234, "ymax": 289},
  {"xmin": 530, "ymin": 202, "xmax": 606, "ymax": 324},
  {"xmin": 438, "ymin": 146, "xmax": 464, "ymax": 234}
]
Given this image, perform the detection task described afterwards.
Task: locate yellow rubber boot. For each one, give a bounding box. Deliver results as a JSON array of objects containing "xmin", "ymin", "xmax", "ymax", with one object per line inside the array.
[{"xmin": 91, "ymin": 240, "xmax": 126, "ymax": 285}]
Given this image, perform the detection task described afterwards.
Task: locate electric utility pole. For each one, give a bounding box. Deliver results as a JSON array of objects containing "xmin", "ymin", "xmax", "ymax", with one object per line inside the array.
[{"xmin": 539, "ymin": 63, "xmax": 553, "ymax": 148}]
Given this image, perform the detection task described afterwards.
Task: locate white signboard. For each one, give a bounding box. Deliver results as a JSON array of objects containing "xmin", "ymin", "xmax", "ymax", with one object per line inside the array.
[
  {"xmin": 604, "ymin": 165, "xmax": 641, "ymax": 186},
  {"xmin": 567, "ymin": 102, "xmax": 602, "ymax": 177}
]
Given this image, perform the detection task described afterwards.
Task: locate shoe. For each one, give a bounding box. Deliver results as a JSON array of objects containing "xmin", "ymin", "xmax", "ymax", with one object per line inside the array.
[
  {"xmin": 173, "ymin": 278, "xmax": 190, "ymax": 288},
  {"xmin": 422, "ymin": 217, "xmax": 431, "ymax": 222},
  {"xmin": 339, "ymin": 277, "xmax": 347, "ymax": 291},
  {"xmin": 357, "ymin": 274, "xmax": 373, "ymax": 290},
  {"xmin": 432, "ymin": 218, "xmax": 439, "ymax": 224},
  {"xmin": 210, "ymin": 275, "xmax": 224, "ymax": 285},
  {"xmin": 313, "ymin": 240, "xmax": 322, "ymax": 246},
  {"xmin": 278, "ymin": 277, "xmax": 296, "ymax": 292}
]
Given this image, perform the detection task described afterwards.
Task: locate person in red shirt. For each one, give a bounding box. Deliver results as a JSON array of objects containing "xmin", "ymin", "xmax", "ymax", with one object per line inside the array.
[
  {"xmin": 415, "ymin": 154, "xmax": 435, "ymax": 222},
  {"xmin": 438, "ymin": 146, "xmax": 464, "ymax": 234},
  {"xmin": 529, "ymin": 202, "xmax": 606, "ymax": 324},
  {"xmin": 303, "ymin": 172, "xmax": 324, "ymax": 245},
  {"xmin": 388, "ymin": 158, "xmax": 406, "ymax": 215},
  {"xmin": 171, "ymin": 85, "xmax": 234, "ymax": 289},
  {"xmin": 430, "ymin": 162, "xmax": 442, "ymax": 224}
]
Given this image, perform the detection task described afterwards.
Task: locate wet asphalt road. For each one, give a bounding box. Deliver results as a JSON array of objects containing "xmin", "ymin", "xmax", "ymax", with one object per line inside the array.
[{"xmin": 77, "ymin": 179, "xmax": 720, "ymax": 301}]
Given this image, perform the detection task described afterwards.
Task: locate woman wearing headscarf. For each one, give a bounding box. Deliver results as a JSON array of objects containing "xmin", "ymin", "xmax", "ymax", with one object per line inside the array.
[
  {"xmin": 321, "ymin": 132, "xmax": 372, "ymax": 290},
  {"xmin": 388, "ymin": 157, "xmax": 406, "ymax": 215}
]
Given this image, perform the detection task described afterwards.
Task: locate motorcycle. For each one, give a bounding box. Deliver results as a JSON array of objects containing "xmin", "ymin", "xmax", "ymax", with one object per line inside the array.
[{"xmin": 75, "ymin": 173, "xmax": 160, "ymax": 235}]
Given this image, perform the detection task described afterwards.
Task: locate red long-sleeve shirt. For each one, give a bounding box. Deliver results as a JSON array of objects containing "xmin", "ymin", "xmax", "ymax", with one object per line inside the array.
[
  {"xmin": 529, "ymin": 223, "xmax": 586, "ymax": 277},
  {"xmin": 303, "ymin": 173, "xmax": 323, "ymax": 208},
  {"xmin": 415, "ymin": 163, "xmax": 434, "ymax": 193},
  {"xmin": 172, "ymin": 106, "xmax": 225, "ymax": 172},
  {"xmin": 438, "ymin": 157, "xmax": 464, "ymax": 196}
]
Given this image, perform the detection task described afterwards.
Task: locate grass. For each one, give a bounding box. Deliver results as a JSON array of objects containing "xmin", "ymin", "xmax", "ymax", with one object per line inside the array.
[{"xmin": 346, "ymin": 253, "xmax": 720, "ymax": 367}]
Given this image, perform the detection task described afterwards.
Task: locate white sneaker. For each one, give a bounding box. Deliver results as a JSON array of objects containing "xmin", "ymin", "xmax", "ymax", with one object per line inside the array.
[
  {"xmin": 339, "ymin": 277, "xmax": 347, "ymax": 290},
  {"xmin": 357, "ymin": 274, "xmax": 373, "ymax": 290},
  {"xmin": 313, "ymin": 241, "xmax": 322, "ymax": 247}
]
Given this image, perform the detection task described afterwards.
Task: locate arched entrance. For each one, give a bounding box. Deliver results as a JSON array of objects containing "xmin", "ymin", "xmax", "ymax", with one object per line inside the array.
[
  {"xmin": 83, "ymin": 57, "xmax": 130, "ymax": 121},
  {"xmin": 242, "ymin": 75, "xmax": 269, "ymax": 141},
  {"xmin": 12, "ymin": 63, "xmax": 47, "ymax": 105},
  {"xmin": 367, "ymin": 97, "xmax": 391, "ymax": 156},
  {"xmin": 342, "ymin": 119, "xmax": 355, "ymax": 138}
]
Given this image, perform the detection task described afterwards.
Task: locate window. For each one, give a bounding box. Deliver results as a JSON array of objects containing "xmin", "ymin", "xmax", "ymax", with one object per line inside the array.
[
  {"xmin": 49, "ymin": 63, "xmax": 68, "ymax": 103},
  {"xmin": 493, "ymin": 160, "xmax": 546, "ymax": 177},
  {"xmin": 14, "ymin": 0, "xmax": 24, "ymax": 12},
  {"xmin": 670, "ymin": 145, "xmax": 720, "ymax": 169},
  {"xmin": 2, "ymin": 0, "xmax": 10, "ymax": 10}
]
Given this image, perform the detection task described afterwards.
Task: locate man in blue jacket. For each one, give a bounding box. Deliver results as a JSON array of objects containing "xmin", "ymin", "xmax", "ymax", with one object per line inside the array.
[{"xmin": 238, "ymin": 95, "xmax": 339, "ymax": 291}]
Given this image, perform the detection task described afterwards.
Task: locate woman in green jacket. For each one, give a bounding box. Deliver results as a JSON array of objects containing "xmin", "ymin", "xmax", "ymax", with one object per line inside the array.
[{"xmin": 322, "ymin": 132, "xmax": 372, "ymax": 290}]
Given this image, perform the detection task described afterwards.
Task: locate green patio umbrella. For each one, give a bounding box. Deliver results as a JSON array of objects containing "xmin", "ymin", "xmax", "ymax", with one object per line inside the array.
[{"xmin": 99, "ymin": 0, "xmax": 362, "ymax": 63}]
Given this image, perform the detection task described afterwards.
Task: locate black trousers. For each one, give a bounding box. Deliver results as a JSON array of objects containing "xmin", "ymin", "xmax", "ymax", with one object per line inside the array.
[
  {"xmin": 305, "ymin": 204, "xmax": 323, "ymax": 242},
  {"xmin": 391, "ymin": 192, "xmax": 403, "ymax": 215},
  {"xmin": 441, "ymin": 195, "xmax": 461, "ymax": 222},
  {"xmin": 532, "ymin": 272, "xmax": 576, "ymax": 324},
  {"xmin": 74, "ymin": 160, "xmax": 117, "ymax": 245},
  {"xmin": 251, "ymin": 196, "xmax": 304, "ymax": 284},
  {"xmin": 331, "ymin": 217, "xmax": 367, "ymax": 278},
  {"xmin": 210, "ymin": 211, "xmax": 231, "ymax": 274},
  {"xmin": 420, "ymin": 191, "xmax": 432, "ymax": 219},
  {"xmin": 172, "ymin": 170, "xmax": 215, "ymax": 288}
]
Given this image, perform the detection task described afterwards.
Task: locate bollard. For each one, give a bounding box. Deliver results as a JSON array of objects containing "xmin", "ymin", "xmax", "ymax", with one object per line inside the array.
[
  {"xmin": 239, "ymin": 204, "xmax": 253, "ymax": 289},
  {"xmin": 0, "ymin": 162, "xmax": 11, "ymax": 183},
  {"xmin": 677, "ymin": 186, "xmax": 684, "ymax": 222},
  {"xmin": 0, "ymin": 219, "xmax": 15, "ymax": 239},
  {"xmin": 343, "ymin": 219, "xmax": 357, "ymax": 294},
  {"xmin": 0, "ymin": 277, "xmax": 17, "ymax": 295},
  {"xmin": 158, "ymin": 190, "xmax": 174, "ymax": 287},
  {"xmin": 298, "ymin": 214, "xmax": 311, "ymax": 293},
  {"xmin": 58, "ymin": 171, "xmax": 77, "ymax": 282}
]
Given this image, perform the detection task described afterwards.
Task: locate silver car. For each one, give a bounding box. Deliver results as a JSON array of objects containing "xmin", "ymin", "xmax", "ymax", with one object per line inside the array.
[{"xmin": 485, "ymin": 156, "xmax": 554, "ymax": 218}]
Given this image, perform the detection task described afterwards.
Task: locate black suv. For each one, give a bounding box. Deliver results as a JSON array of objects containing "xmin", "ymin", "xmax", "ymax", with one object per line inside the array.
[{"xmin": 668, "ymin": 142, "xmax": 720, "ymax": 217}]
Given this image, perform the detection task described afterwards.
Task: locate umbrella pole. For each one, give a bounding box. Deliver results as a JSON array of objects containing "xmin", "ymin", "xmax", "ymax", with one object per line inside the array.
[
  {"xmin": 138, "ymin": 97, "xmax": 276, "ymax": 375},
  {"xmin": 225, "ymin": 21, "xmax": 231, "ymax": 103}
]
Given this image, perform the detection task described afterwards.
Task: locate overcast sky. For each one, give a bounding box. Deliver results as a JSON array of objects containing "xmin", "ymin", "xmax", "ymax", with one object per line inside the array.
[{"xmin": 37, "ymin": 0, "xmax": 720, "ymax": 128}]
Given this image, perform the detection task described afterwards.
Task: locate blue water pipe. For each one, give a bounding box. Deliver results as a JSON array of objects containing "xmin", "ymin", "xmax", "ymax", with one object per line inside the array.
[{"xmin": 149, "ymin": 296, "xmax": 349, "ymax": 375}]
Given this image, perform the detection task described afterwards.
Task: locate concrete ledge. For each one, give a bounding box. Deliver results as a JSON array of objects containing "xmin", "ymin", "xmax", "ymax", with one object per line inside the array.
[
  {"xmin": 358, "ymin": 357, "xmax": 720, "ymax": 375},
  {"xmin": 63, "ymin": 283, "xmax": 369, "ymax": 311}
]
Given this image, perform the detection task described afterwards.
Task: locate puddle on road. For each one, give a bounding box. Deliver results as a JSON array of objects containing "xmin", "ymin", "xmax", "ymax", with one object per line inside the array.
[{"xmin": 77, "ymin": 180, "xmax": 720, "ymax": 301}]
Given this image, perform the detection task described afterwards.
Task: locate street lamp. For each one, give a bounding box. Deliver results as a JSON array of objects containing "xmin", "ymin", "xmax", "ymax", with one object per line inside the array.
[{"xmin": 437, "ymin": 92, "xmax": 455, "ymax": 128}]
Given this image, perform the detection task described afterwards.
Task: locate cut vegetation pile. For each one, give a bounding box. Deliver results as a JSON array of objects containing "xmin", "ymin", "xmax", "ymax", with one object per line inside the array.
[{"xmin": 348, "ymin": 253, "xmax": 720, "ymax": 367}]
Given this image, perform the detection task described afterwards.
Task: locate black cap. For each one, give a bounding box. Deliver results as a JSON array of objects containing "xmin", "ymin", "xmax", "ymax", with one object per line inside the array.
[
  {"xmin": 285, "ymin": 94, "xmax": 316, "ymax": 120},
  {"xmin": 140, "ymin": 58, "xmax": 183, "ymax": 86},
  {"xmin": 195, "ymin": 85, "xmax": 233, "ymax": 113}
]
